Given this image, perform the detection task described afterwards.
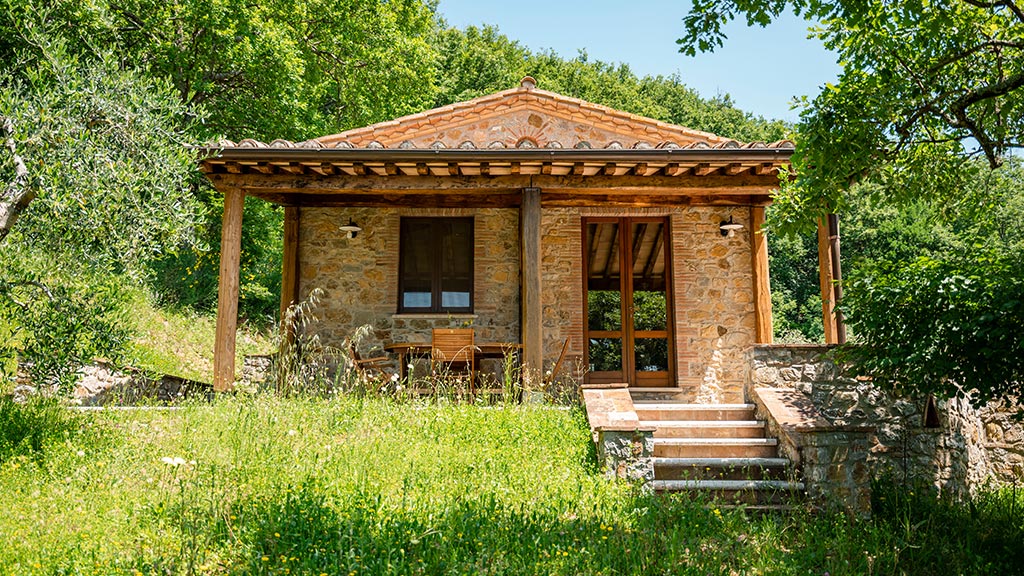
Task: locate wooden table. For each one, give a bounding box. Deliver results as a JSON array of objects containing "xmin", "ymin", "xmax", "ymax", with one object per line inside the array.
[{"xmin": 384, "ymin": 342, "xmax": 522, "ymax": 384}]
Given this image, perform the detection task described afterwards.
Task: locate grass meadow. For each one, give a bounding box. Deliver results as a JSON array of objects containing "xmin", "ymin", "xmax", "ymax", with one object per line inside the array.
[{"xmin": 1, "ymin": 395, "xmax": 1022, "ymax": 575}]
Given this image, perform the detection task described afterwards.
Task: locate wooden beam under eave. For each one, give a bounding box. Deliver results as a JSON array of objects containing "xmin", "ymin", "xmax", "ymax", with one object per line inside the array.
[
  {"xmin": 694, "ymin": 163, "xmax": 718, "ymax": 176},
  {"xmin": 817, "ymin": 218, "xmax": 838, "ymax": 344},
  {"xmin": 751, "ymin": 206, "xmax": 772, "ymax": 344},
  {"xmin": 213, "ymin": 187, "xmax": 245, "ymax": 392},
  {"xmin": 725, "ymin": 163, "xmax": 747, "ymax": 176},
  {"xmin": 520, "ymin": 187, "xmax": 543, "ymax": 393},
  {"xmin": 207, "ymin": 172, "xmax": 782, "ymax": 193}
]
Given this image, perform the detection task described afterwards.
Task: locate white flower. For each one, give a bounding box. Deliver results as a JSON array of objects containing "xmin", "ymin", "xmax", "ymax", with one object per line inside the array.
[
  {"xmin": 161, "ymin": 456, "xmax": 188, "ymax": 467},
  {"xmin": 287, "ymin": 429, "xmax": 298, "ymax": 436}
]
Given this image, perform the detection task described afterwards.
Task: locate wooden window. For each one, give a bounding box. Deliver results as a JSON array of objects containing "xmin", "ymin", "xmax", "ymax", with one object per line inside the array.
[{"xmin": 399, "ymin": 217, "xmax": 474, "ymax": 313}]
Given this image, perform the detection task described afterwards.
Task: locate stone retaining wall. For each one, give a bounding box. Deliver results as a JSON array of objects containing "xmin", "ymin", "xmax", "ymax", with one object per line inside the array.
[{"xmin": 750, "ymin": 345, "xmax": 1024, "ymax": 496}]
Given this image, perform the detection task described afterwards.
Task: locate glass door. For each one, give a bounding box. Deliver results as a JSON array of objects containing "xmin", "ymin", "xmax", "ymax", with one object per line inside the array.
[{"xmin": 584, "ymin": 217, "xmax": 673, "ymax": 387}]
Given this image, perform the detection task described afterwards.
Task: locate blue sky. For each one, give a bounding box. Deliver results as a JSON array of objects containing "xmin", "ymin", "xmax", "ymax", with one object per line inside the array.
[{"xmin": 436, "ymin": 0, "xmax": 841, "ymax": 123}]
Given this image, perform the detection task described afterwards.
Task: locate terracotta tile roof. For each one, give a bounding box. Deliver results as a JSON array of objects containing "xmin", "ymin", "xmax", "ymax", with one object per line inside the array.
[{"xmin": 214, "ymin": 78, "xmax": 794, "ymax": 152}]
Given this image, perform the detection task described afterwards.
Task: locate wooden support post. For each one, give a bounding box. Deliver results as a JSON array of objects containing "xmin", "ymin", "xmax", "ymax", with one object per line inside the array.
[
  {"xmin": 827, "ymin": 213, "xmax": 847, "ymax": 344},
  {"xmin": 751, "ymin": 206, "xmax": 773, "ymax": 343},
  {"xmin": 279, "ymin": 206, "xmax": 300, "ymax": 347},
  {"xmin": 521, "ymin": 187, "xmax": 543, "ymax": 392},
  {"xmin": 213, "ymin": 187, "xmax": 245, "ymax": 391},
  {"xmin": 817, "ymin": 218, "xmax": 839, "ymax": 344}
]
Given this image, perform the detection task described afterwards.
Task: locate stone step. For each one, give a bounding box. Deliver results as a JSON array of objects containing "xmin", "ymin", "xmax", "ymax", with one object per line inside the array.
[
  {"xmin": 634, "ymin": 403, "xmax": 757, "ymax": 422},
  {"xmin": 653, "ymin": 457, "xmax": 791, "ymax": 481},
  {"xmin": 652, "ymin": 438, "xmax": 778, "ymax": 459},
  {"xmin": 651, "ymin": 479, "xmax": 805, "ymax": 504},
  {"xmin": 642, "ymin": 420, "xmax": 766, "ymax": 438},
  {"xmin": 628, "ymin": 387, "xmax": 691, "ymax": 402}
]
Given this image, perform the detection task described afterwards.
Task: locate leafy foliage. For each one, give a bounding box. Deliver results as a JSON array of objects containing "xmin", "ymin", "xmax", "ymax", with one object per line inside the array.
[
  {"xmin": 836, "ymin": 160, "xmax": 1024, "ymax": 404},
  {"xmin": 679, "ymin": 0, "xmax": 1024, "ymax": 233},
  {"xmin": 840, "ymin": 254, "xmax": 1024, "ymax": 405}
]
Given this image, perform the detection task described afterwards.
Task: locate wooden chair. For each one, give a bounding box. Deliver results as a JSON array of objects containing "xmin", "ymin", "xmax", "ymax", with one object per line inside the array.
[
  {"xmin": 346, "ymin": 340, "xmax": 391, "ymax": 388},
  {"xmin": 431, "ymin": 328, "xmax": 476, "ymax": 392},
  {"xmin": 543, "ymin": 337, "xmax": 571, "ymax": 388}
]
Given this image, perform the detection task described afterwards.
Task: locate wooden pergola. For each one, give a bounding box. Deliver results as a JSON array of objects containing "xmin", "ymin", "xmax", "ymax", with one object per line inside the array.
[{"xmin": 200, "ymin": 144, "xmax": 798, "ymax": 391}]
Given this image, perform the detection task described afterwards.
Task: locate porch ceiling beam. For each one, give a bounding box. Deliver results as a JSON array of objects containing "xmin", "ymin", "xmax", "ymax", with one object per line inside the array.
[
  {"xmin": 270, "ymin": 162, "xmax": 304, "ymax": 175},
  {"xmin": 725, "ymin": 163, "xmax": 747, "ymax": 176},
  {"xmin": 630, "ymin": 222, "xmax": 648, "ymax": 270},
  {"xmin": 694, "ymin": 163, "xmax": 718, "ymax": 176},
  {"xmin": 305, "ymin": 162, "xmax": 335, "ymax": 176},
  {"xmin": 643, "ymin": 231, "xmax": 663, "ymax": 278},
  {"xmin": 602, "ymin": 225, "xmax": 618, "ymax": 280},
  {"xmin": 540, "ymin": 193, "xmax": 771, "ymax": 207}
]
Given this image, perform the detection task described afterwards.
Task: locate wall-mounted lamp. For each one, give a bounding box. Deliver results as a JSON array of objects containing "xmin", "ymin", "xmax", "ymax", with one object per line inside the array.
[
  {"xmin": 719, "ymin": 215, "xmax": 744, "ymax": 237},
  {"xmin": 340, "ymin": 219, "xmax": 362, "ymax": 239}
]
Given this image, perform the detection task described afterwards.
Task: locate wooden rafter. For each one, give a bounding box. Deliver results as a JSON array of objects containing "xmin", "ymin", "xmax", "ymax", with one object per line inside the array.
[
  {"xmin": 642, "ymin": 226, "xmax": 664, "ymax": 278},
  {"xmin": 630, "ymin": 223, "xmax": 648, "ymax": 275}
]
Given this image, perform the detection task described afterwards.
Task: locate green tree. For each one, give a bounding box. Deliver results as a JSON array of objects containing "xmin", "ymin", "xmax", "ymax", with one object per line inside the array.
[
  {"xmin": 0, "ymin": 29, "xmax": 204, "ymax": 387},
  {"xmin": 678, "ymin": 0, "xmax": 1024, "ymax": 232},
  {"xmin": 679, "ymin": 1, "xmax": 1024, "ymax": 405}
]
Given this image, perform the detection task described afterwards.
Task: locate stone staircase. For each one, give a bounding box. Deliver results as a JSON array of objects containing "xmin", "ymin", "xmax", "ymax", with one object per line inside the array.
[{"xmin": 632, "ymin": 390, "xmax": 805, "ymax": 505}]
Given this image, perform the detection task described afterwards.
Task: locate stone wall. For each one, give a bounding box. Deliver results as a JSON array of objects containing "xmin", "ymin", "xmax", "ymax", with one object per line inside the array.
[
  {"xmin": 541, "ymin": 206, "xmax": 757, "ymax": 402},
  {"xmin": 297, "ymin": 204, "xmax": 759, "ymax": 398},
  {"xmin": 298, "ymin": 206, "xmax": 521, "ymax": 352},
  {"xmin": 750, "ymin": 345, "xmax": 1024, "ymax": 496}
]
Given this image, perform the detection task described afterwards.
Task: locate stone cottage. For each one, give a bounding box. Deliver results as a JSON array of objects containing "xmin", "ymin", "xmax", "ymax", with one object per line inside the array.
[
  {"xmin": 200, "ymin": 78, "xmax": 1022, "ymax": 510},
  {"xmin": 200, "ymin": 77, "xmax": 792, "ymax": 395}
]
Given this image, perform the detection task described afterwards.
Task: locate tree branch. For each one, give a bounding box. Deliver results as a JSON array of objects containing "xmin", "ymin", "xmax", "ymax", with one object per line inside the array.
[
  {"xmin": 962, "ymin": 0, "xmax": 1024, "ymax": 24},
  {"xmin": 0, "ymin": 116, "xmax": 35, "ymax": 244}
]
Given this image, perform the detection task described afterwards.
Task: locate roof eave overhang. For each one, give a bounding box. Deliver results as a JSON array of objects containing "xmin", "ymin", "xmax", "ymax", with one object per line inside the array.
[{"xmin": 198, "ymin": 146, "xmax": 793, "ymax": 165}]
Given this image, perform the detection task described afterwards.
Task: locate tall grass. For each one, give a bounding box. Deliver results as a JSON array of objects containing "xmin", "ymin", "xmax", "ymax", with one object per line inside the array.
[{"xmin": 0, "ymin": 396, "xmax": 1021, "ymax": 575}]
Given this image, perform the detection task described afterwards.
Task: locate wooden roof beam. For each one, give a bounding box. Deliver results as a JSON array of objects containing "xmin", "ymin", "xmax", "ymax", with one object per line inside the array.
[
  {"xmin": 571, "ymin": 162, "xmax": 585, "ymax": 176},
  {"xmin": 643, "ymin": 230, "xmax": 664, "ymax": 278},
  {"xmin": 663, "ymin": 162, "xmax": 686, "ymax": 176},
  {"xmin": 694, "ymin": 163, "xmax": 718, "ymax": 176},
  {"xmin": 632, "ymin": 163, "xmax": 650, "ymax": 176},
  {"xmin": 755, "ymin": 163, "xmax": 777, "ymax": 176},
  {"xmin": 725, "ymin": 163, "xmax": 747, "ymax": 176},
  {"xmin": 270, "ymin": 162, "xmax": 305, "ymax": 175}
]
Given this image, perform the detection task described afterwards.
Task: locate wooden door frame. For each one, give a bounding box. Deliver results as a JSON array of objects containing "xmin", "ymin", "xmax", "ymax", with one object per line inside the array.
[{"xmin": 581, "ymin": 216, "xmax": 676, "ymax": 387}]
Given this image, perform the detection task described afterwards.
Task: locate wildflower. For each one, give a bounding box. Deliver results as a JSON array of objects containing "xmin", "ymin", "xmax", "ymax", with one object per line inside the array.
[
  {"xmin": 288, "ymin": 429, "xmax": 298, "ymax": 436},
  {"xmin": 161, "ymin": 456, "xmax": 188, "ymax": 467}
]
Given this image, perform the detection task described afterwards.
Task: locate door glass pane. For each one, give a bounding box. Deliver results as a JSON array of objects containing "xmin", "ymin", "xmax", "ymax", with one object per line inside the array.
[
  {"xmin": 586, "ymin": 222, "xmax": 621, "ymax": 331},
  {"xmin": 588, "ymin": 291, "xmax": 621, "ymax": 331},
  {"xmin": 635, "ymin": 338, "xmax": 669, "ymax": 372},
  {"xmin": 631, "ymin": 222, "xmax": 667, "ymax": 330},
  {"xmin": 588, "ymin": 338, "xmax": 622, "ymax": 372}
]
